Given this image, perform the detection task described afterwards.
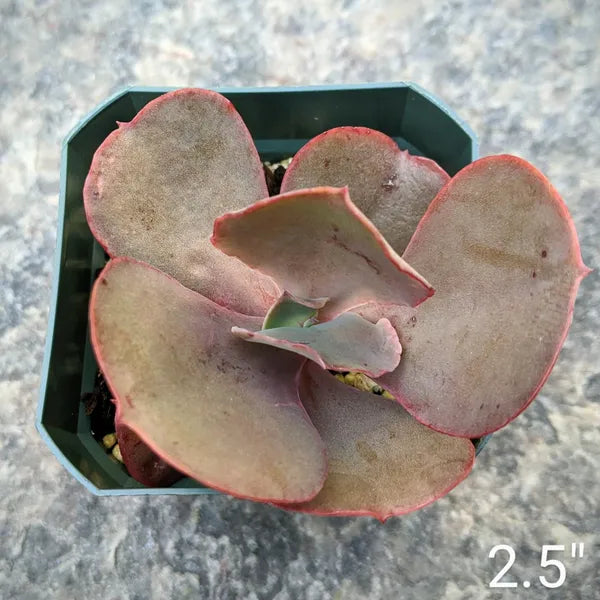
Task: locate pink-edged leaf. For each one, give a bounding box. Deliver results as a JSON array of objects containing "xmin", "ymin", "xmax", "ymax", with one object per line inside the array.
[
  {"xmin": 262, "ymin": 291, "xmax": 329, "ymax": 329},
  {"xmin": 90, "ymin": 257, "xmax": 327, "ymax": 502},
  {"xmin": 364, "ymin": 155, "xmax": 590, "ymax": 438},
  {"xmin": 281, "ymin": 126, "xmax": 449, "ymax": 254},
  {"xmin": 233, "ymin": 312, "xmax": 401, "ymax": 378},
  {"xmin": 116, "ymin": 423, "xmax": 183, "ymax": 487},
  {"xmin": 211, "ymin": 187, "xmax": 433, "ymax": 319},
  {"xmin": 84, "ymin": 88, "xmax": 279, "ymax": 316},
  {"xmin": 278, "ymin": 363, "xmax": 474, "ymax": 521}
]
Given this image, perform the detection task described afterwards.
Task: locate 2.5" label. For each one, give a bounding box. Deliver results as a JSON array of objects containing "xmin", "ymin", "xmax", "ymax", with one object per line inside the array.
[{"xmin": 489, "ymin": 543, "xmax": 585, "ymax": 589}]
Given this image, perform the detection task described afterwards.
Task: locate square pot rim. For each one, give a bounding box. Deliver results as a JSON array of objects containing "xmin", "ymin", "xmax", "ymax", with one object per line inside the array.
[{"xmin": 59, "ymin": 82, "xmax": 479, "ymax": 155}]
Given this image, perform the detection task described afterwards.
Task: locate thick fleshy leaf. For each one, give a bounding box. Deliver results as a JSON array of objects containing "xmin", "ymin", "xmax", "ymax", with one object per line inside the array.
[
  {"xmin": 279, "ymin": 363, "xmax": 474, "ymax": 520},
  {"xmin": 90, "ymin": 258, "xmax": 327, "ymax": 502},
  {"xmin": 84, "ymin": 88, "xmax": 279, "ymax": 316},
  {"xmin": 116, "ymin": 423, "xmax": 183, "ymax": 488},
  {"xmin": 367, "ymin": 155, "xmax": 590, "ymax": 438},
  {"xmin": 262, "ymin": 291, "xmax": 328, "ymax": 329},
  {"xmin": 211, "ymin": 187, "xmax": 433, "ymax": 319},
  {"xmin": 233, "ymin": 312, "xmax": 401, "ymax": 378},
  {"xmin": 281, "ymin": 126, "xmax": 449, "ymax": 254}
]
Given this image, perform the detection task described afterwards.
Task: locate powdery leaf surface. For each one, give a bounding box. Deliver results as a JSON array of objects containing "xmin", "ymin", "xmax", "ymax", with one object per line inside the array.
[
  {"xmin": 281, "ymin": 126, "xmax": 449, "ymax": 254},
  {"xmin": 366, "ymin": 155, "xmax": 590, "ymax": 438},
  {"xmin": 212, "ymin": 187, "xmax": 433, "ymax": 319},
  {"xmin": 233, "ymin": 312, "xmax": 402, "ymax": 378},
  {"xmin": 84, "ymin": 88, "xmax": 278, "ymax": 316},
  {"xmin": 280, "ymin": 363, "xmax": 474, "ymax": 520},
  {"xmin": 90, "ymin": 258, "xmax": 327, "ymax": 502}
]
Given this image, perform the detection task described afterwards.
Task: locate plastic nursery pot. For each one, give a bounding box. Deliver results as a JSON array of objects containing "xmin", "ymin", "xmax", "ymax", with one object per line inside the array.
[{"xmin": 37, "ymin": 83, "xmax": 485, "ymax": 496}]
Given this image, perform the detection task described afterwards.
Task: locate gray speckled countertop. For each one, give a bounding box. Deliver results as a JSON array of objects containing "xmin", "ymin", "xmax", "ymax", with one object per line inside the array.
[{"xmin": 1, "ymin": 1, "xmax": 599, "ymax": 598}]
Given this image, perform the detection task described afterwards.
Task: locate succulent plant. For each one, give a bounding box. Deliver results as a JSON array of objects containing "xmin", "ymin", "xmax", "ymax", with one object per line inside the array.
[{"xmin": 83, "ymin": 88, "xmax": 589, "ymax": 520}]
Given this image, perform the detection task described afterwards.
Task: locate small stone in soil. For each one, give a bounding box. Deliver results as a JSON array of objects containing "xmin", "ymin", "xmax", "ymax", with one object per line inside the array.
[
  {"xmin": 102, "ymin": 432, "xmax": 117, "ymax": 450},
  {"xmin": 331, "ymin": 370, "xmax": 392, "ymax": 396},
  {"xmin": 112, "ymin": 444, "xmax": 123, "ymax": 463}
]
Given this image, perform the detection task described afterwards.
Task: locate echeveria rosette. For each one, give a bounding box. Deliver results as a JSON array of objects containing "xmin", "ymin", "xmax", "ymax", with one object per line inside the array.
[
  {"xmin": 85, "ymin": 89, "xmax": 444, "ymax": 512},
  {"xmin": 84, "ymin": 88, "xmax": 588, "ymax": 519}
]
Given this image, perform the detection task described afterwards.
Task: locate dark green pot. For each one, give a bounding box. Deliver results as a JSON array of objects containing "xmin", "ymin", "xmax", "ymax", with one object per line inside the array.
[{"xmin": 36, "ymin": 83, "xmax": 482, "ymax": 495}]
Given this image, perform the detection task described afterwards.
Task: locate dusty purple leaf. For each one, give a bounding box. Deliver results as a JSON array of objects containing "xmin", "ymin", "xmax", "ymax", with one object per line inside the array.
[
  {"xmin": 211, "ymin": 187, "xmax": 433, "ymax": 319},
  {"xmin": 281, "ymin": 126, "xmax": 449, "ymax": 254},
  {"xmin": 361, "ymin": 155, "xmax": 590, "ymax": 438},
  {"xmin": 116, "ymin": 423, "xmax": 183, "ymax": 488},
  {"xmin": 279, "ymin": 363, "xmax": 474, "ymax": 520},
  {"xmin": 84, "ymin": 88, "xmax": 279, "ymax": 316},
  {"xmin": 90, "ymin": 257, "xmax": 327, "ymax": 502}
]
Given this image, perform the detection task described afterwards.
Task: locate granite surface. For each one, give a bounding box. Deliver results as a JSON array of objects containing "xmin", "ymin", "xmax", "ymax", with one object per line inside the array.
[{"xmin": 1, "ymin": 0, "xmax": 599, "ymax": 598}]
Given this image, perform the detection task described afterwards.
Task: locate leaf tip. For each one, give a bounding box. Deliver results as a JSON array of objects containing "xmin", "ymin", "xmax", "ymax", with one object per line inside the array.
[{"xmin": 231, "ymin": 326, "xmax": 252, "ymax": 340}]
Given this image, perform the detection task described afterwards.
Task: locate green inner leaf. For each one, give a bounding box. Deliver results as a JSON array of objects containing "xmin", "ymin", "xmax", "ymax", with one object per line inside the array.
[
  {"xmin": 233, "ymin": 312, "xmax": 402, "ymax": 378},
  {"xmin": 262, "ymin": 291, "xmax": 328, "ymax": 329}
]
